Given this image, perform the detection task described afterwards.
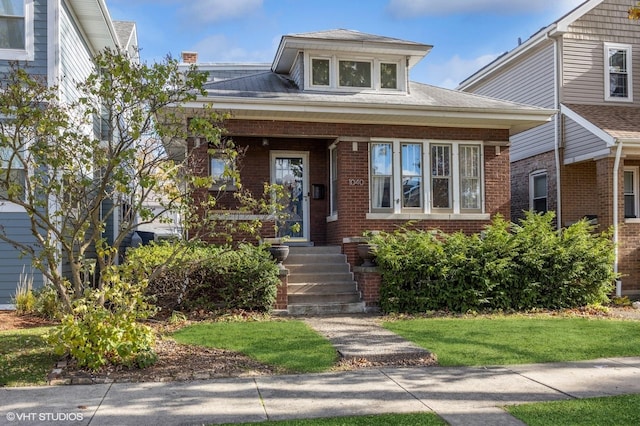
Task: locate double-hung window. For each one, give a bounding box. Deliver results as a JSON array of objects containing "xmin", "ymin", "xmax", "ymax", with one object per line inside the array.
[
  {"xmin": 624, "ymin": 167, "xmax": 638, "ymax": 219},
  {"xmin": 605, "ymin": 43, "xmax": 633, "ymax": 102},
  {"xmin": 0, "ymin": 0, "xmax": 33, "ymax": 60},
  {"xmin": 0, "ymin": 146, "xmax": 25, "ymax": 201},
  {"xmin": 209, "ymin": 150, "xmax": 236, "ymax": 190},
  {"xmin": 530, "ymin": 171, "xmax": 548, "ymax": 214},
  {"xmin": 369, "ymin": 140, "xmax": 484, "ymax": 215}
]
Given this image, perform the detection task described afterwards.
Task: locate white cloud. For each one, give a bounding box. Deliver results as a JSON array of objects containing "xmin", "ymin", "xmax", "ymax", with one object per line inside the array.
[
  {"xmin": 418, "ymin": 53, "xmax": 500, "ymax": 89},
  {"xmin": 191, "ymin": 34, "xmax": 273, "ymax": 63},
  {"xmin": 179, "ymin": 0, "xmax": 263, "ymax": 24},
  {"xmin": 387, "ymin": 0, "xmax": 585, "ymax": 18}
]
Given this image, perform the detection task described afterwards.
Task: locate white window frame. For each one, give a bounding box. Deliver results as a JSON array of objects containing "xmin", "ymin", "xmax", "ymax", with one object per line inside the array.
[
  {"xmin": 209, "ymin": 149, "xmax": 236, "ymax": 191},
  {"xmin": 0, "ymin": 0, "xmax": 34, "ymax": 61},
  {"xmin": 304, "ymin": 52, "xmax": 406, "ymax": 93},
  {"xmin": 624, "ymin": 167, "xmax": 639, "ymax": 219},
  {"xmin": 604, "ymin": 42, "xmax": 633, "ymax": 102},
  {"xmin": 367, "ymin": 139, "xmax": 485, "ymax": 218},
  {"xmin": 329, "ymin": 143, "xmax": 338, "ymax": 217},
  {"xmin": 529, "ymin": 170, "xmax": 548, "ymax": 213}
]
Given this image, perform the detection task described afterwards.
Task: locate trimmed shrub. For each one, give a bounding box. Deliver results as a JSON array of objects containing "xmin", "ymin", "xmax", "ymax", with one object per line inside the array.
[
  {"xmin": 124, "ymin": 241, "xmax": 280, "ymax": 313},
  {"xmin": 373, "ymin": 212, "xmax": 616, "ymax": 314}
]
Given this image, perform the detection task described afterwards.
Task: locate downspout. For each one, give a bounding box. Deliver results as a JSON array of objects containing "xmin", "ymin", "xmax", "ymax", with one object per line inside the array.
[
  {"xmin": 613, "ymin": 139, "xmax": 623, "ymax": 297},
  {"xmin": 553, "ymin": 37, "xmax": 562, "ymax": 230}
]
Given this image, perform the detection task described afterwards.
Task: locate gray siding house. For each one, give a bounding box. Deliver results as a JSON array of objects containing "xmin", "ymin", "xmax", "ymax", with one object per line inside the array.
[
  {"xmin": 0, "ymin": 0, "xmax": 137, "ymax": 307},
  {"xmin": 458, "ymin": 0, "xmax": 640, "ymax": 297}
]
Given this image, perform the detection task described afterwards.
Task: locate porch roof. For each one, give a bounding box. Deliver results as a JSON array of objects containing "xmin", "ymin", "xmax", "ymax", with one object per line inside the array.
[
  {"xmin": 563, "ymin": 103, "xmax": 640, "ymax": 143},
  {"xmin": 196, "ymin": 72, "xmax": 554, "ymax": 136}
]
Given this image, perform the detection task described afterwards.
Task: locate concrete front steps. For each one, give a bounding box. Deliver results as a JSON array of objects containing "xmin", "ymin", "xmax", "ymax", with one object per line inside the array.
[{"xmin": 284, "ymin": 246, "xmax": 365, "ymax": 315}]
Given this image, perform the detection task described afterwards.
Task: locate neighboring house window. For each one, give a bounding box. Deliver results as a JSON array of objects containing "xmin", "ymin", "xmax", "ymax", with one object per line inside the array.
[
  {"xmin": 624, "ymin": 168, "xmax": 638, "ymax": 219},
  {"xmin": 0, "ymin": 0, "xmax": 34, "ymax": 61},
  {"xmin": 370, "ymin": 140, "xmax": 484, "ymax": 215},
  {"xmin": 370, "ymin": 142, "xmax": 393, "ymax": 211},
  {"xmin": 338, "ymin": 60, "xmax": 372, "ymax": 88},
  {"xmin": 330, "ymin": 145, "xmax": 338, "ymax": 215},
  {"xmin": 380, "ymin": 63, "xmax": 397, "ymax": 89},
  {"xmin": 0, "ymin": 147, "xmax": 25, "ymax": 201},
  {"xmin": 530, "ymin": 171, "xmax": 547, "ymax": 213},
  {"xmin": 401, "ymin": 143, "xmax": 422, "ymax": 209},
  {"xmin": 605, "ymin": 43, "xmax": 633, "ymax": 102},
  {"xmin": 210, "ymin": 150, "xmax": 235, "ymax": 190}
]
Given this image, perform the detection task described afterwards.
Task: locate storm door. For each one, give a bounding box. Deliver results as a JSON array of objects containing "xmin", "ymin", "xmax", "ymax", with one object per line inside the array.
[{"xmin": 270, "ymin": 151, "xmax": 310, "ymax": 242}]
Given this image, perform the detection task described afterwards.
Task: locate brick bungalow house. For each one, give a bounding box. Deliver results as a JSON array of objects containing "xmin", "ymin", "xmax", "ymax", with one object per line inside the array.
[
  {"xmin": 175, "ymin": 30, "xmax": 554, "ymax": 313},
  {"xmin": 458, "ymin": 0, "xmax": 640, "ymax": 298}
]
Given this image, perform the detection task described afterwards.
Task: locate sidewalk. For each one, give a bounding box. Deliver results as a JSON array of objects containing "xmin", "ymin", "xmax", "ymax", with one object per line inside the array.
[{"xmin": 3, "ymin": 357, "xmax": 640, "ymax": 426}]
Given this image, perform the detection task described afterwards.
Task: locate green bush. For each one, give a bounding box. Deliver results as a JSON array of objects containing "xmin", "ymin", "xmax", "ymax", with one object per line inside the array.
[
  {"xmin": 124, "ymin": 241, "xmax": 280, "ymax": 313},
  {"xmin": 47, "ymin": 269, "xmax": 157, "ymax": 370},
  {"xmin": 373, "ymin": 212, "xmax": 616, "ymax": 314}
]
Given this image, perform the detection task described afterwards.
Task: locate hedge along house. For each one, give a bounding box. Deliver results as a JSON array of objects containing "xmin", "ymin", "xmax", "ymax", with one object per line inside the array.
[
  {"xmin": 0, "ymin": 0, "xmax": 137, "ymax": 308},
  {"xmin": 176, "ymin": 30, "xmax": 554, "ymax": 313}
]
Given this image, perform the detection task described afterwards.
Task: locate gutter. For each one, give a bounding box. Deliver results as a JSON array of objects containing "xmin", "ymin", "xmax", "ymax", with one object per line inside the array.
[
  {"xmin": 613, "ymin": 139, "xmax": 623, "ymax": 297},
  {"xmin": 553, "ymin": 38, "xmax": 562, "ymax": 230}
]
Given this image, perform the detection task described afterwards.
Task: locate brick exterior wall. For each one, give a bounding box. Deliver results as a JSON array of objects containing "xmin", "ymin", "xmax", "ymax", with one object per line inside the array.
[
  {"xmin": 354, "ymin": 267, "xmax": 381, "ymax": 309},
  {"xmin": 562, "ymin": 160, "xmax": 598, "ymax": 226},
  {"xmin": 511, "ymin": 150, "xmax": 558, "ymax": 223}
]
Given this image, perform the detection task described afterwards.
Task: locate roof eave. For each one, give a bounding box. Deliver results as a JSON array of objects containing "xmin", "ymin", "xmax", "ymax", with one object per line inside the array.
[
  {"xmin": 67, "ymin": 0, "xmax": 120, "ymax": 53},
  {"xmin": 184, "ymin": 97, "xmax": 554, "ymax": 136}
]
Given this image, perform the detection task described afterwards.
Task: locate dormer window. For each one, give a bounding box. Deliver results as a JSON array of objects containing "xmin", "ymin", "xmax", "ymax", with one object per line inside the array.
[
  {"xmin": 311, "ymin": 58, "xmax": 330, "ymax": 86},
  {"xmin": 306, "ymin": 52, "xmax": 405, "ymax": 93},
  {"xmin": 380, "ymin": 63, "xmax": 398, "ymax": 89},
  {"xmin": 338, "ymin": 60, "xmax": 372, "ymax": 88}
]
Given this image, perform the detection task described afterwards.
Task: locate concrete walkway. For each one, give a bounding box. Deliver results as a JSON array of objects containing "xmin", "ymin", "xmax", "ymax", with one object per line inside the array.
[{"xmin": 3, "ymin": 357, "xmax": 640, "ymax": 425}]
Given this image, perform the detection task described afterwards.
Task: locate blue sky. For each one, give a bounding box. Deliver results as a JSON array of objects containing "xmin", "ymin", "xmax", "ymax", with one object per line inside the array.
[{"xmin": 105, "ymin": 0, "xmax": 586, "ymax": 88}]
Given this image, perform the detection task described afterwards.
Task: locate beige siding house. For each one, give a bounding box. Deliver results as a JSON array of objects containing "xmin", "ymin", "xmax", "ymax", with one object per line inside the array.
[{"xmin": 458, "ymin": 0, "xmax": 640, "ymax": 297}]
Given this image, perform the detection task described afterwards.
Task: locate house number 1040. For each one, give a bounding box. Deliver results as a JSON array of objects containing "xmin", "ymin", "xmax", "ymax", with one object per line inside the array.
[{"xmin": 348, "ymin": 179, "xmax": 364, "ymax": 186}]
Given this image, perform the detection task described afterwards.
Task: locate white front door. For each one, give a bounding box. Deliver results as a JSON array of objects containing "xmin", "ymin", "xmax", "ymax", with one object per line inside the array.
[{"xmin": 270, "ymin": 151, "xmax": 310, "ymax": 242}]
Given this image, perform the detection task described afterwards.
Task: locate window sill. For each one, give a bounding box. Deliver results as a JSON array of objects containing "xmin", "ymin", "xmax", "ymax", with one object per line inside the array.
[
  {"xmin": 624, "ymin": 218, "xmax": 640, "ymax": 224},
  {"xmin": 326, "ymin": 214, "xmax": 338, "ymax": 223},
  {"xmin": 0, "ymin": 202, "xmax": 26, "ymax": 213},
  {"xmin": 365, "ymin": 212, "xmax": 491, "ymax": 221},
  {"xmin": 209, "ymin": 185, "xmax": 237, "ymax": 192}
]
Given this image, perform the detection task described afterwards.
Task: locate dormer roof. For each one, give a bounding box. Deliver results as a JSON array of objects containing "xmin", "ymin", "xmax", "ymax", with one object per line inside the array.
[{"xmin": 272, "ymin": 29, "xmax": 432, "ymax": 73}]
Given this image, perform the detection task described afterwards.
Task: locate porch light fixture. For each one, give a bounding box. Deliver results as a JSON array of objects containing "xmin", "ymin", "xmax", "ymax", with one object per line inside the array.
[{"xmin": 262, "ymin": 138, "xmax": 269, "ymax": 146}]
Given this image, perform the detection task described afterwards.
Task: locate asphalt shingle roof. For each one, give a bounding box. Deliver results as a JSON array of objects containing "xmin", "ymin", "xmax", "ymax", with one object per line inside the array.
[{"xmin": 565, "ymin": 103, "xmax": 640, "ymax": 141}]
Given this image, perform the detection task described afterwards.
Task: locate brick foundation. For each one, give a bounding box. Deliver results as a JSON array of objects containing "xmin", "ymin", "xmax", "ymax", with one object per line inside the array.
[
  {"xmin": 354, "ymin": 266, "xmax": 381, "ymax": 309},
  {"xmin": 274, "ymin": 269, "xmax": 289, "ymax": 310}
]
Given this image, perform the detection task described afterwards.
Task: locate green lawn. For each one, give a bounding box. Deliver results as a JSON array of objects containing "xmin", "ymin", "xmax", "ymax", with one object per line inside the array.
[
  {"xmin": 507, "ymin": 394, "xmax": 640, "ymax": 425},
  {"xmin": 172, "ymin": 320, "xmax": 337, "ymax": 373},
  {"xmin": 383, "ymin": 316, "xmax": 640, "ymax": 366},
  {"xmin": 0, "ymin": 327, "xmax": 58, "ymax": 386},
  {"xmin": 218, "ymin": 412, "xmax": 445, "ymax": 426}
]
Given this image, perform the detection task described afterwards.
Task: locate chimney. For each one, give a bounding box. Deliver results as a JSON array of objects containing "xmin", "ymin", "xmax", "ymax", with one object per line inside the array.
[{"xmin": 181, "ymin": 51, "xmax": 198, "ymax": 64}]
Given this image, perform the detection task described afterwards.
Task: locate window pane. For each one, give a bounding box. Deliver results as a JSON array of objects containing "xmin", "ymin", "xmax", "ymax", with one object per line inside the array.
[
  {"xmin": 401, "ymin": 143, "xmax": 421, "ymax": 208},
  {"xmin": 625, "ymin": 195, "xmax": 636, "ymax": 218},
  {"xmin": 0, "ymin": 0, "xmax": 24, "ymax": 16},
  {"xmin": 609, "ymin": 49, "xmax": 627, "ymax": 73},
  {"xmin": 371, "ymin": 143, "xmax": 392, "ymax": 210},
  {"xmin": 0, "ymin": 17, "xmax": 25, "ymax": 49},
  {"xmin": 210, "ymin": 157, "xmax": 226, "ymax": 180},
  {"xmin": 431, "ymin": 145, "xmax": 451, "ymax": 209},
  {"xmin": 380, "ymin": 63, "xmax": 397, "ymax": 89},
  {"xmin": 0, "ymin": 169, "xmax": 25, "ymax": 199},
  {"xmin": 625, "ymin": 171, "xmax": 634, "ymax": 194},
  {"xmin": 339, "ymin": 61, "xmax": 371, "ymax": 87},
  {"xmin": 609, "ymin": 48, "xmax": 629, "ymax": 98},
  {"xmin": 533, "ymin": 197, "xmax": 547, "ymax": 214},
  {"xmin": 460, "ymin": 146, "xmax": 481, "ymax": 210},
  {"xmin": 312, "ymin": 58, "xmax": 330, "ymax": 86},
  {"xmin": 533, "ymin": 174, "xmax": 547, "ymax": 198}
]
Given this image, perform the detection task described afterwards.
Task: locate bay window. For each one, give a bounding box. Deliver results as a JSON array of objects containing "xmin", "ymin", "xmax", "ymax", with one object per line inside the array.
[{"xmin": 369, "ymin": 140, "xmax": 484, "ymax": 216}]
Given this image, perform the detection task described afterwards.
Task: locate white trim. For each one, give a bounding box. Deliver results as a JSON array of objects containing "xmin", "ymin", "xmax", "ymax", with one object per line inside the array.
[
  {"xmin": 623, "ymin": 166, "xmax": 639, "ymax": 219},
  {"xmin": 604, "ymin": 43, "xmax": 633, "ymax": 103},
  {"xmin": 563, "ymin": 148, "xmax": 612, "ymax": 165},
  {"xmin": 0, "ymin": 0, "xmax": 34, "ymax": 61},
  {"xmin": 561, "ymin": 104, "xmax": 616, "ymax": 146},
  {"xmin": 529, "ymin": 169, "xmax": 548, "ymax": 213},
  {"xmin": 555, "ymin": 0, "xmax": 603, "ymax": 33},
  {"xmin": 326, "ymin": 214, "xmax": 338, "ymax": 223},
  {"xmin": 366, "ymin": 212, "xmax": 490, "ymax": 221},
  {"xmin": 47, "ymin": 0, "xmax": 60, "ymax": 87}
]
